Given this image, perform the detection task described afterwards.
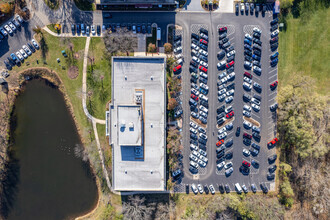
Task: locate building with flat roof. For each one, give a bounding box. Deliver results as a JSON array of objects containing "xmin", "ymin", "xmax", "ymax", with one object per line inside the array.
[
  {"xmin": 96, "ymin": 0, "xmax": 176, "ymax": 10},
  {"xmin": 108, "ymin": 57, "xmax": 166, "ymax": 191}
]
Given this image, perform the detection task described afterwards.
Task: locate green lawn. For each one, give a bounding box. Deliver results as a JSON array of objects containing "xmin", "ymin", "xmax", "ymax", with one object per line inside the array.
[
  {"xmin": 87, "ymin": 37, "xmax": 112, "ymax": 120},
  {"xmin": 11, "ymin": 31, "xmax": 92, "ymax": 132},
  {"xmin": 278, "ymin": 7, "xmax": 330, "ymax": 95}
]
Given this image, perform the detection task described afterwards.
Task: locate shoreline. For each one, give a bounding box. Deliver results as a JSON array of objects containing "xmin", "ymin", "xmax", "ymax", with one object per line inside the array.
[{"xmin": 0, "ymin": 67, "xmax": 102, "ymax": 219}]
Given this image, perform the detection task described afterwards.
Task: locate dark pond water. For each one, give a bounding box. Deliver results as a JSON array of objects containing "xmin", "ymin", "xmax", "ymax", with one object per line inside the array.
[{"xmin": 4, "ymin": 79, "xmax": 98, "ymax": 220}]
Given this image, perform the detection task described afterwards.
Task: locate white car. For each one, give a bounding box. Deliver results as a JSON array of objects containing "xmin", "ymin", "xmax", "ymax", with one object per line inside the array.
[
  {"xmin": 199, "ymin": 110, "xmax": 207, "ymax": 118},
  {"xmin": 198, "ymin": 159, "xmax": 207, "ymax": 167},
  {"xmin": 218, "ymin": 84, "xmax": 225, "ymax": 91},
  {"xmin": 200, "ymin": 61, "xmax": 208, "ymax": 68},
  {"xmin": 218, "ymin": 127, "xmax": 227, "ymax": 134},
  {"xmin": 191, "ymin": 88, "xmax": 199, "ymax": 96},
  {"xmin": 244, "ymin": 105, "xmax": 252, "ymax": 112},
  {"xmin": 225, "ymin": 96, "xmax": 233, "ymax": 103},
  {"xmin": 227, "ymin": 50, "xmax": 236, "ymax": 57},
  {"xmin": 191, "ymin": 49, "xmax": 199, "ymax": 56},
  {"xmin": 200, "ymin": 33, "xmax": 208, "ymax": 40},
  {"xmin": 91, "ymin": 25, "xmax": 96, "ymax": 35},
  {"xmin": 253, "ymin": 27, "xmax": 262, "ymax": 34},
  {"xmin": 199, "ymin": 155, "xmax": 208, "ymax": 163},
  {"xmin": 175, "ymin": 53, "xmax": 183, "ymax": 59},
  {"xmin": 218, "ymin": 132, "xmax": 227, "ymax": 140},
  {"xmin": 209, "ymin": 184, "xmax": 216, "ymax": 194},
  {"xmin": 218, "ymin": 88, "xmax": 226, "ymax": 96},
  {"xmin": 243, "ymin": 82, "xmax": 252, "ymax": 91},
  {"xmin": 227, "ymin": 72, "xmax": 235, "ymax": 80},
  {"xmin": 176, "ymin": 58, "xmax": 183, "ymax": 64},
  {"xmin": 4, "ymin": 25, "xmax": 12, "ymax": 34},
  {"xmin": 219, "ymin": 72, "xmax": 227, "ymax": 79},
  {"xmin": 189, "ymin": 154, "xmax": 198, "ymax": 162},
  {"xmin": 252, "ymin": 98, "xmax": 261, "ymax": 106},
  {"xmin": 190, "ymin": 144, "xmax": 199, "ymax": 151},
  {"xmin": 174, "ymin": 46, "xmax": 182, "ymax": 54},
  {"xmin": 197, "ymin": 184, "xmax": 204, "ymax": 194},
  {"xmin": 199, "ymin": 105, "xmax": 208, "ymax": 114},
  {"xmin": 199, "ymin": 94, "xmax": 208, "ymax": 102},
  {"xmin": 244, "ymin": 76, "xmax": 252, "ymax": 84},
  {"xmin": 199, "ymin": 49, "xmax": 208, "ymax": 57},
  {"xmin": 217, "ymin": 161, "xmax": 226, "ymax": 170},
  {"xmin": 190, "ymin": 161, "xmax": 199, "ymax": 169},
  {"xmin": 243, "ymin": 148, "xmax": 251, "ymax": 156},
  {"xmin": 226, "ymin": 89, "xmax": 234, "ymax": 96},
  {"xmin": 220, "ymin": 77, "xmax": 228, "ymax": 84},
  {"xmin": 217, "ymin": 61, "xmax": 226, "ymax": 69},
  {"xmin": 200, "ymin": 72, "xmax": 208, "ymax": 79},
  {"xmin": 191, "ymin": 43, "xmax": 199, "ymax": 50},
  {"xmin": 225, "ymin": 106, "xmax": 232, "ymax": 113},
  {"xmin": 199, "ymin": 148, "xmax": 207, "ymax": 157},
  {"xmin": 271, "ymin": 30, "xmax": 279, "ymax": 38},
  {"xmin": 190, "ymin": 127, "xmax": 198, "ymax": 134},
  {"xmin": 191, "ymin": 184, "xmax": 198, "ymax": 194},
  {"xmin": 192, "ymin": 150, "xmax": 201, "ymax": 158},
  {"xmin": 15, "ymin": 51, "xmax": 24, "ymax": 61},
  {"xmin": 8, "ymin": 22, "xmax": 16, "ymax": 31},
  {"xmin": 190, "ymin": 121, "xmax": 198, "ymax": 129},
  {"xmin": 19, "ymin": 49, "xmax": 28, "ymax": 59},
  {"xmin": 132, "ymin": 25, "xmax": 136, "ymax": 34},
  {"xmin": 240, "ymin": 3, "xmax": 245, "ymax": 11},
  {"xmin": 192, "ymin": 56, "xmax": 200, "ymax": 63},
  {"xmin": 243, "ymin": 120, "xmax": 252, "ymax": 129},
  {"xmin": 251, "ymin": 103, "xmax": 260, "ymax": 111},
  {"xmin": 245, "ymin": 33, "xmax": 252, "ymax": 41},
  {"xmin": 22, "ymin": 45, "xmax": 32, "ymax": 56},
  {"xmin": 199, "ymin": 133, "xmax": 207, "ymax": 139},
  {"xmin": 243, "ymin": 110, "xmax": 251, "ymax": 117},
  {"xmin": 32, "ymin": 39, "xmax": 40, "ymax": 49},
  {"xmin": 218, "ymin": 94, "xmax": 226, "ymax": 102},
  {"xmin": 200, "ymin": 83, "xmax": 209, "ymax": 90},
  {"xmin": 224, "ymin": 162, "xmax": 233, "ymax": 169},
  {"xmin": 244, "ymin": 61, "xmax": 252, "ymax": 69}
]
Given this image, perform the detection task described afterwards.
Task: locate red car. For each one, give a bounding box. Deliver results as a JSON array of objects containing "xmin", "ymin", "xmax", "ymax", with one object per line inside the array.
[
  {"xmin": 199, "ymin": 66, "xmax": 207, "ymax": 73},
  {"xmin": 243, "ymin": 133, "xmax": 252, "ymax": 139},
  {"xmin": 191, "ymin": 94, "xmax": 199, "ymax": 101},
  {"xmin": 244, "ymin": 72, "xmax": 252, "ymax": 79},
  {"xmin": 173, "ymin": 65, "xmax": 182, "ymax": 73},
  {"xmin": 216, "ymin": 139, "xmax": 224, "ymax": 147},
  {"xmin": 242, "ymin": 160, "xmax": 251, "ymax": 167},
  {"xmin": 219, "ymin": 27, "xmax": 227, "ymax": 32},
  {"xmin": 270, "ymin": 80, "xmax": 278, "ymax": 89},
  {"xmin": 200, "ymin": 39, "xmax": 208, "ymax": 45},
  {"xmin": 226, "ymin": 111, "xmax": 234, "ymax": 118},
  {"xmin": 267, "ymin": 137, "xmax": 279, "ymax": 147},
  {"xmin": 226, "ymin": 60, "xmax": 234, "ymax": 69}
]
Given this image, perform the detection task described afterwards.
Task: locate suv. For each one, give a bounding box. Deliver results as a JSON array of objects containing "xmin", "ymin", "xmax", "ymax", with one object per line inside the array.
[
  {"xmin": 172, "ymin": 169, "xmax": 182, "ymax": 179},
  {"xmin": 260, "ymin": 183, "xmax": 268, "ymax": 193},
  {"xmin": 236, "ymin": 126, "xmax": 241, "ymax": 137}
]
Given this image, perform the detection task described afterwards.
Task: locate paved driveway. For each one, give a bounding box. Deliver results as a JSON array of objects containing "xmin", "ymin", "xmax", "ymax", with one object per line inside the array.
[{"xmin": 181, "ymin": 0, "xmax": 204, "ymax": 12}]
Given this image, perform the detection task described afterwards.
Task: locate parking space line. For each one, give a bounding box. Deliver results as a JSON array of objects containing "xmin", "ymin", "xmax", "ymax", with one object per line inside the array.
[
  {"xmin": 269, "ymin": 96, "xmax": 277, "ymax": 102},
  {"xmin": 253, "ymin": 75, "xmax": 261, "ymax": 81},
  {"xmin": 268, "ymin": 74, "xmax": 277, "ymax": 80},
  {"xmin": 268, "ymin": 69, "xmax": 277, "ymax": 74},
  {"xmin": 252, "ymin": 113, "xmax": 261, "ymax": 119},
  {"xmin": 269, "ymin": 91, "xmax": 277, "ymax": 96}
]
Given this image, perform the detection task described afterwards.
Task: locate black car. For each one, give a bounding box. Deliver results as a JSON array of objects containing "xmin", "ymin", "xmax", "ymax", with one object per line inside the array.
[
  {"xmin": 240, "ymin": 165, "xmax": 250, "ymax": 175},
  {"xmin": 227, "ymin": 56, "xmax": 235, "ymax": 63},
  {"xmin": 271, "ymin": 42, "xmax": 278, "ymax": 51},
  {"xmin": 270, "ymin": 36, "xmax": 279, "ymax": 44},
  {"xmin": 174, "ymin": 35, "xmax": 182, "ymax": 42},
  {"xmin": 219, "ymin": 37, "xmax": 229, "ymax": 45},
  {"xmin": 200, "ymin": 44, "xmax": 208, "ymax": 51},
  {"xmin": 199, "ymin": 77, "xmax": 207, "ymax": 84},
  {"xmin": 253, "ymin": 32, "xmax": 261, "ymax": 39},
  {"xmin": 189, "ymin": 166, "xmax": 198, "ymax": 174},
  {"xmin": 217, "ymin": 150, "xmax": 225, "ymax": 159},
  {"xmin": 225, "ymin": 184, "xmax": 230, "ymax": 193},
  {"xmin": 71, "ymin": 24, "xmax": 75, "ymax": 34},
  {"xmin": 244, "ymin": 49, "xmax": 252, "ymax": 57},
  {"xmin": 253, "ymin": 44, "xmax": 262, "ymax": 51},
  {"xmin": 218, "ymin": 184, "xmax": 224, "ymax": 194},
  {"xmin": 97, "ymin": 25, "xmax": 101, "ymax": 35},
  {"xmin": 217, "ymin": 112, "xmax": 225, "ymax": 120},
  {"xmin": 191, "ymin": 33, "xmax": 199, "ymax": 40},
  {"xmin": 222, "ymin": 42, "xmax": 230, "ymax": 48},
  {"xmin": 227, "ymin": 66, "xmax": 234, "ymax": 74},
  {"xmin": 199, "ymin": 137, "xmax": 207, "ymax": 145},
  {"xmin": 253, "ymin": 38, "xmax": 262, "ymax": 46},
  {"xmin": 251, "ymin": 160, "xmax": 259, "ymax": 168},
  {"xmin": 217, "ymin": 105, "xmax": 225, "ymax": 114},
  {"xmin": 219, "ymin": 33, "xmax": 227, "ymax": 40},
  {"xmin": 190, "ymin": 133, "xmax": 198, "ymax": 140},
  {"xmin": 253, "ymin": 49, "xmax": 261, "ymax": 56},
  {"xmin": 270, "ymin": 24, "xmax": 278, "ymax": 32},
  {"xmin": 235, "ymin": 3, "xmax": 239, "ymax": 14},
  {"xmin": 251, "ymin": 184, "xmax": 257, "ymax": 193},
  {"xmin": 225, "ymin": 45, "xmax": 234, "ymax": 53},
  {"xmin": 260, "ymin": 183, "xmax": 268, "ymax": 193},
  {"xmin": 4, "ymin": 60, "xmax": 12, "ymax": 70},
  {"xmin": 190, "ymin": 60, "xmax": 198, "ymax": 68},
  {"xmin": 227, "ymin": 82, "xmax": 235, "ymax": 90},
  {"xmin": 225, "ymin": 152, "xmax": 233, "ymax": 159},
  {"xmin": 217, "ymin": 50, "xmax": 225, "ymax": 60},
  {"xmin": 243, "ymin": 138, "xmax": 251, "ymax": 146},
  {"xmin": 7, "ymin": 57, "xmax": 15, "ymax": 66},
  {"xmin": 217, "ymin": 118, "xmax": 225, "ymax": 126},
  {"xmin": 192, "ymin": 39, "xmax": 199, "ymax": 45},
  {"xmin": 252, "ymin": 60, "xmax": 261, "ymax": 68},
  {"xmin": 253, "ymin": 82, "xmax": 262, "ymax": 91},
  {"xmin": 245, "ymin": 55, "xmax": 253, "ymax": 62},
  {"xmin": 199, "ymin": 54, "xmax": 208, "ymax": 62},
  {"xmin": 200, "ymin": 100, "xmax": 208, "ymax": 108},
  {"xmin": 236, "ymin": 126, "xmax": 241, "ymax": 137},
  {"xmin": 244, "ymin": 44, "xmax": 252, "ymax": 51},
  {"xmin": 243, "ymin": 93, "xmax": 251, "ymax": 102},
  {"xmin": 200, "ymin": 28, "xmax": 208, "ymax": 35},
  {"xmin": 189, "ymin": 66, "xmax": 197, "ymax": 73},
  {"xmin": 267, "ymin": 173, "xmax": 275, "ymax": 180},
  {"xmin": 269, "ymin": 165, "xmax": 277, "ymax": 173},
  {"xmin": 268, "ymin": 154, "xmax": 277, "ymax": 164},
  {"xmin": 270, "ymin": 17, "xmax": 279, "ymax": 26},
  {"xmin": 270, "ymin": 103, "xmax": 278, "ymax": 111},
  {"xmin": 190, "ymin": 139, "xmax": 198, "ymax": 146},
  {"xmin": 253, "ymin": 132, "xmax": 261, "ymax": 141}
]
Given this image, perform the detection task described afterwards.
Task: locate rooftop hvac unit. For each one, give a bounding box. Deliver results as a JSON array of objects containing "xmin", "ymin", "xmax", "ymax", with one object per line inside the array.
[{"xmin": 135, "ymin": 92, "xmax": 142, "ymax": 104}]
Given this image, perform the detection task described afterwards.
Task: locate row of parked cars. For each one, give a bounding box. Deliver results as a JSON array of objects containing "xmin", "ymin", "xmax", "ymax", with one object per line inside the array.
[
  {"xmin": 0, "ymin": 15, "xmax": 24, "ymax": 41},
  {"xmin": 215, "ymin": 26, "xmax": 236, "ymax": 177},
  {"xmin": 3, "ymin": 39, "xmax": 39, "ymax": 70},
  {"xmin": 236, "ymin": 2, "xmax": 267, "ymax": 16},
  {"xmin": 188, "ymin": 27, "xmax": 210, "ymax": 174},
  {"xmin": 191, "ymin": 182, "xmax": 268, "ymax": 194}
]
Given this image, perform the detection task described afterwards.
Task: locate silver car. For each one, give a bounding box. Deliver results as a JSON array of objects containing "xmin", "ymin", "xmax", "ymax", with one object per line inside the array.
[{"xmin": 190, "ymin": 161, "xmax": 199, "ymax": 169}]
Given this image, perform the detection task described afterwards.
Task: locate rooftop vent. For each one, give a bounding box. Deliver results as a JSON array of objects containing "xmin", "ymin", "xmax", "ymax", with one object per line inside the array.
[
  {"xmin": 135, "ymin": 92, "xmax": 142, "ymax": 104},
  {"xmin": 125, "ymin": 76, "xmax": 127, "ymax": 80}
]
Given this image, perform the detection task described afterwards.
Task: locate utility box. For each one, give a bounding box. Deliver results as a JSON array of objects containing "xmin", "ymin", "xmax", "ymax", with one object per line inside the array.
[{"xmin": 157, "ymin": 27, "xmax": 161, "ymax": 41}]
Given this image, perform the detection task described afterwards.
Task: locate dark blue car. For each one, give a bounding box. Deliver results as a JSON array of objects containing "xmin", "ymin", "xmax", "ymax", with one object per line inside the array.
[
  {"xmin": 271, "ymin": 58, "xmax": 278, "ymax": 66},
  {"xmin": 244, "ymin": 38, "xmax": 252, "ymax": 46},
  {"xmin": 270, "ymin": 52, "xmax": 279, "ymax": 60}
]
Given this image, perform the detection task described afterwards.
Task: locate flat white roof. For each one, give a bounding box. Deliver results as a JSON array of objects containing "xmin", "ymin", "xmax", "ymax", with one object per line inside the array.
[{"xmin": 110, "ymin": 57, "xmax": 166, "ymax": 191}]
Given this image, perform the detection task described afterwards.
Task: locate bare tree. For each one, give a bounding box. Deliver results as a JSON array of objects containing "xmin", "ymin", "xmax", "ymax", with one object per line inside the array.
[
  {"xmin": 122, "ymin": 196, "xmax": 155, "ymax": 220},
  {"xmin": 103, "ymin": 29, "xmax": 137, "ymax": 56}
]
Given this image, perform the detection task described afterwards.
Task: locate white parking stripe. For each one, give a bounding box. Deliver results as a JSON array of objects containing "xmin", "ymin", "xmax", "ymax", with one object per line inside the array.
[
  {"xmin": 268, "ymin": 69, "xmax": 277, "ymax": 74},
  {"xmin": 253, "ymin": 75, "xmax": 261, "ymax": 81},
  {"xmin": 268, "ymin": 74, "xmax": 277, "ymax": 80},
  {"xmin": 252, "ymin": 113, "xmax": 261, "ymax": 119},
  {"xmin": 269, "ymin": 96, "xmax": 277, "ymax": 102},
  {"xmin": 269, "ymin": 91, "xmax": 277, "ymax": 96}
]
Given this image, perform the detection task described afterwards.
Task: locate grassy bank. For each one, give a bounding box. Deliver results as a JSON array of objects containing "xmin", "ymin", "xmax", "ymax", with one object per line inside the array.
[
  {"xmin": 278, "ymin": 7, "xmax": 330, "ymax": 95},
  {"xmin": 74, "ymin": 0, "xmax": 95, "ymax": 11},
  {"xmin": 86, "ymin": 37, "xmax": 111, "ymax": 120},
  {"xmin": 44, "ymin": 0, "xmax": 60, "ymax": 10}
]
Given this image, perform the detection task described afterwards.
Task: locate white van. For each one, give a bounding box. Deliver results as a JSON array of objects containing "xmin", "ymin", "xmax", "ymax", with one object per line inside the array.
[
  {"xmin": 199, "ymin": 94, "xmax": 208, "ymax": 102},
  {"xmin": 235, "ymin": 183, "xmax": 242, "ymax": 194}
]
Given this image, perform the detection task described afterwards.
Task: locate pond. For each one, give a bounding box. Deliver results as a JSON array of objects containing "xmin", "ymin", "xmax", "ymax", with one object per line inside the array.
[{"xmin": 4, "ymin": 79, "xmax": 98, "ymax": 220}]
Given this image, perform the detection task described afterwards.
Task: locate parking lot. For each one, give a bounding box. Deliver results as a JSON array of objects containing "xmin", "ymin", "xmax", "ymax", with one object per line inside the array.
[{"xmin": 175, "ymin": 7, "xmax": 279, "ymax": 194}]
